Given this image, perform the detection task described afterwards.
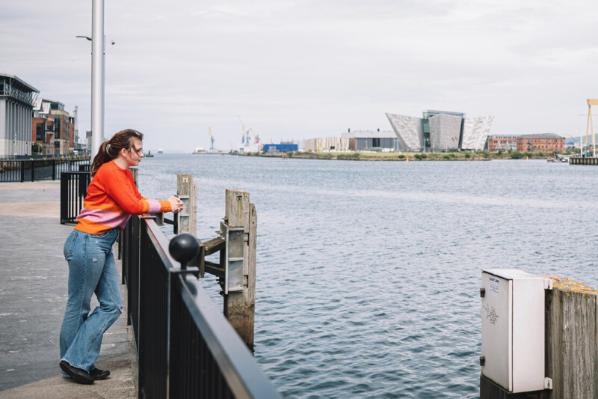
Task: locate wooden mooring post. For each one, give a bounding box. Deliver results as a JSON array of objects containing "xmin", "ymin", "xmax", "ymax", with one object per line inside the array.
[
  {"xmin": 223, "ymin": 189, "xmax": 257, "ymax": 351},
  {"xmin": 158, "ymin": 175, "xmax": 257, "ymax": 351},
  {"xmin": 545, "ymin": 278, "xmax": 597, "ymax": 399},
  {"xmin": 480, "ymin": 276, "xmax": 598, "ymax": 399}
]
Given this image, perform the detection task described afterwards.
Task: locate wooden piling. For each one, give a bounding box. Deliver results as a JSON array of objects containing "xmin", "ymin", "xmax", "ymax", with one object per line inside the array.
[
  {"xmin": 545, "ymin": 277, "xmax": 598, "ymax": 399},
  {"xmin": 224, "ymin": 189, "xmax": 256, "ymax": 351},
  {"xmin": 176, "ymin": 174, "xmax": 197, "ymax": 236}
]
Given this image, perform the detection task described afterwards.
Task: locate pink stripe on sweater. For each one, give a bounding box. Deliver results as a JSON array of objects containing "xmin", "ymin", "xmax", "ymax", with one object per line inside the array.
[
  {"xmin": 147, "ymin": 199, "xmax": 161, "ymax": 213},
  {"xmin": 77, "ymin": 208, "xmax": 130, "ymax": 229}
]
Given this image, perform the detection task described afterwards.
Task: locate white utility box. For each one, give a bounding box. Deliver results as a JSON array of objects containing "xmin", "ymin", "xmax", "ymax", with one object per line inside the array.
[{"xmin": 480, "ymin": 269, "xmax": 550, "ymax": 393}]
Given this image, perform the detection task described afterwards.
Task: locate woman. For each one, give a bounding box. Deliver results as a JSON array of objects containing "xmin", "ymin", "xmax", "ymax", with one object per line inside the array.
[{"xmin": 59, "ymin": 129, "xmax": 183, "ymax": 384}]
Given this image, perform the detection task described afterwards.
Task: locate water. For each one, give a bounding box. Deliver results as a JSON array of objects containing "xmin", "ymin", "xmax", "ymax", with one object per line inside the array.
[{"xmin": 138, "ymin": 155, "xmax": 598, "ymax": 399}]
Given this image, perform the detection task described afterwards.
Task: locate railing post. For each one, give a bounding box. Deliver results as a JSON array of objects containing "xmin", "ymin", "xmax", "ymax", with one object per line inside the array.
[
  {"xmin": 137, "ymin": 215, "xmax": 171, "ymax": 399},
  {"xmin": 52, "ymin": 159, "xmax": 56, "ymax": 180},
  {"xmin": 57, "ymin": 171, "xmax": 90, "ymax": 224},
  {"xmin": 167, "ymin": 232, "xmax": 200, "ymax": 393},
  {"xmin": 124, "ymin": 213, "xmax": 280, "ymax": 399},
  {"xmin": 224, "ymin": 189, "xmax": 256, "ymax": 350},
  {"xmin": 20, "ymin": 161, "xmax": 24, "ymax": 182},
  {"xmin": 130, "ymin": 166, "xmax": 138, "ymax": 185},
  {"xmin": 31, "ymin": 160, "xmax": 35, "ymax": 182},
  {"xmin": 60, "ymin": 173, "xmax": 67, "ymax": 224}
]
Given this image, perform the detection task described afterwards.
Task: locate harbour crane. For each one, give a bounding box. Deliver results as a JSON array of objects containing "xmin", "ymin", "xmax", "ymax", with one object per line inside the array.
[
  {"xmin": 208, "ymin": 127, "xmax": 215, "ymax": 152},
  {"xmin": 584, "ymin": 99, "xmax": 598, "ymax": 157},
  {"xmin": 236, "ymin": 116, "xmax": 253, "ymax": 147}
]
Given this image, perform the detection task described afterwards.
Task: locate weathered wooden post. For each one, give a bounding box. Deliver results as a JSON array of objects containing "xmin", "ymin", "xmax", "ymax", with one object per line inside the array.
[
  {"xmin": 162, "ymin": 179, "xmax": 256, "ymax": 350},
  {"xmin": 176, "ymin": 174, "xmax": 197, "ymax": 235},
  {"xmin": 545, "ymin": 277, "xmax": 597, "ymax": 399},
  {"xmin": 223, "ymin": 189, "xmax": 256, "ymax": 351}
]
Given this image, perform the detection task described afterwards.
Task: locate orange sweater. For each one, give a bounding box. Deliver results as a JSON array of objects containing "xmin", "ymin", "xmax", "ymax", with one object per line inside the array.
[{"xmin": 75, "ymin": 160, "xmax": 172, "ymax": 235}]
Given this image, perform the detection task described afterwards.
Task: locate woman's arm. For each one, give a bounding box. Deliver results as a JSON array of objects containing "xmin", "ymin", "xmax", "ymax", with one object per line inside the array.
[{"xmin": 102, "ymin": 167, "xmax": 173, "ymax": 214}]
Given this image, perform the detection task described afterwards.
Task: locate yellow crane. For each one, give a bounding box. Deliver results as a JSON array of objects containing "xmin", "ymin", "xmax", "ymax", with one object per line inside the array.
[{"xmin": 585, "ymin": 99, "xmax": 598, "ymax": 157}]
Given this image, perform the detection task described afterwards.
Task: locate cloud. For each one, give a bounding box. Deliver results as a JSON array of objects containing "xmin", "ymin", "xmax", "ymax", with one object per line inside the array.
[{"xmin": 2, "ymin": 0, "xmax": 598, "ymax": 150}]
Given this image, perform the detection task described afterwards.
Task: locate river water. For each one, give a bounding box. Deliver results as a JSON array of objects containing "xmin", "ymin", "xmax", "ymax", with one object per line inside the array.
[{"xmin": 137, "ymin": 155, "xmax": 598, "ymax": 399}]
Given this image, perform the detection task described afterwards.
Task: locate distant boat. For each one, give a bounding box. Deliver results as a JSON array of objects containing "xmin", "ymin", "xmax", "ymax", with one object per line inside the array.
[
  {"xmin": 157, "ymin": 149, "xmax": 164, "ymax": 154},
  {"xmin": 145, "ymin": 150, "xmax": 154, "ymax": 158},
  {"xmin": 547, "ymin": 157, "xmax": 569, "ymax": 163},
  {"xmin": 555, "ymin": 154, "xmax": 570, "ymax": 163},
  {"xmin": 192, "ymin": 147, "xmax": 206, "ymax": 154}
]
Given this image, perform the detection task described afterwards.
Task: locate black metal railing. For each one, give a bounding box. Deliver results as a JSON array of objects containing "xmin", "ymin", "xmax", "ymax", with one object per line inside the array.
[
  {"xmin": 122, "ymin": 215, "xmax": 280, "ymax": 399},
  {"xmin": 0, "ymin": 156, "xmax": 90, "ymax": 182},
  {"xmin": 60, "ymin": 171, "xmax": 91, "ymax": 224}
]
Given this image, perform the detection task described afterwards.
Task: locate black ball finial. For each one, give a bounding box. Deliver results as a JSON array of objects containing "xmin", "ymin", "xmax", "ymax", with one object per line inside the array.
[{"xmin": 168, "ymin": 233, "xmax": 199, "ymax": 268}]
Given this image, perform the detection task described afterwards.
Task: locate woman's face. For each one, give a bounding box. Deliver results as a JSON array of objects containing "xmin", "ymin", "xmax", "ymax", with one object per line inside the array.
[{"xmin": 120, "ymin": 137, "xmax": 144, "ymax": 166}]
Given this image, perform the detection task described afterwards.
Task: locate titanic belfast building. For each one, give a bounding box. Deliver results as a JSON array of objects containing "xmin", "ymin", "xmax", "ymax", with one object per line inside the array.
[{"xmin": 385, "ymin": 110, "xmax": 493, "ymax": 152}]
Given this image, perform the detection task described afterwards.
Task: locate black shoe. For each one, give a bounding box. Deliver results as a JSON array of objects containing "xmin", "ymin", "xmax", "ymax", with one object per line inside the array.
[
  {"xmin": 59, "ymin": 360, "xmax": 94, "ymax": 385},
  {"xmin": 90, "ymin": 367, "xmax": 110, "ymax": 380}
]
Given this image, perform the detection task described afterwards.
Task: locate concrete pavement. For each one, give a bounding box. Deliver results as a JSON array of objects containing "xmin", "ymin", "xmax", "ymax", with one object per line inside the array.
[{"xmin": 0, "ymin": 181, "xmax": 136, "ymax": 398}]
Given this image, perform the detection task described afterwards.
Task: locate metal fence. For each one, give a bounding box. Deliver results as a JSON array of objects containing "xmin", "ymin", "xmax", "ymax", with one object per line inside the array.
[
  {"xmin": 60, "ymin": 171, "xmax": 91, "ymax": 224},
  {"xmin": 0, "ymin": 157, "xmax": 90, "ymax": 182},
  {"xmin": 122, "ymin": 215, "xmax": 281, "ymax": 399}
]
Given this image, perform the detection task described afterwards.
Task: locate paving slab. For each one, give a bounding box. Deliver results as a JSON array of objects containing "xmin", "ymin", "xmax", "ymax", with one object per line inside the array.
[{"xmin": 0, "ymin": 181, "xmax": 136, "ymax": 398}]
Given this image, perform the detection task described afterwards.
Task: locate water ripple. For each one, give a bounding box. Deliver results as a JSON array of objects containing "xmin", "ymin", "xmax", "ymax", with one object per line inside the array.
[{"xmin": 139, "ymin": 156, "xmax": 598, "ymax": 398}]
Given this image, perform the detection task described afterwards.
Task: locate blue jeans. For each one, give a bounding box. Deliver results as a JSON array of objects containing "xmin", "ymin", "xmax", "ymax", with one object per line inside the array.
[{"xmin": 59, "ymin": 229, "xmax": 122, "ymax": 372}]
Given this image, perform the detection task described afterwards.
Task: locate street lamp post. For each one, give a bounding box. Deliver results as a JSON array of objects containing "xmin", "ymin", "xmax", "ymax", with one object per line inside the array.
[
  {"xmin": 91, "ymin": 0, "xmax": 105, "ymax": 159},
  {"xmin": 77, "ymin": 1, "xmax": 111, "ymax": 159},
  {"xmin": 75, "ymin": 35, "xmax": 91, "ymax": 157}
]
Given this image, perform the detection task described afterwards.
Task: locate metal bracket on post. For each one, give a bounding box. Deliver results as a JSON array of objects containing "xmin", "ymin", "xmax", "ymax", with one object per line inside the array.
[
  {"xmin": 220, "ymin": 221, "xmax": 247, "ymax": 295},
  {"xmin": 173, "ymin": 211, "xmax": 179, "ymax": 234},
  {"xmin": 194, "ymin": 236, "xmax": 225, "ymax": 279},
  {"xmin": 176, "ymin": 174, "xmax": 197, "ymax": 236},
  {"xmin": 176, "ymin": 194, "xmax": 190, "ymax": 234}
]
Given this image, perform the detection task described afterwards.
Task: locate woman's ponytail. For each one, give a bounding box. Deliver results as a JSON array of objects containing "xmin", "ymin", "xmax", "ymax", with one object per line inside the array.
[{"xmin": 91, "ymin": 141, "xmax": 113, "ymax": 176}]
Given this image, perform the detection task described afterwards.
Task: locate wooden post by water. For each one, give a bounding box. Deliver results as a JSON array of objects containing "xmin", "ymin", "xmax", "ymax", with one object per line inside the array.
[
  {"xmin": 176, "ymin": 174, "xmax": 197, "ymax": 235},
  {"xmin": 545, "ymin": 277, "xmax": 597, "ymax": 399},
  {"xmin": 480, "ymin": 277, "xmax": 597, "ymax": 399},
  {"xmin": 224, "ymin": 189, "xmax": 256, "ymax": 351}
]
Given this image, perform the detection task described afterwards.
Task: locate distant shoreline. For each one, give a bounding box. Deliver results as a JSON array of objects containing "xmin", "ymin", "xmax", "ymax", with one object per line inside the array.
[{"xmin": 236, "ymin": 151, "xmax": 570, "ymax": 162}]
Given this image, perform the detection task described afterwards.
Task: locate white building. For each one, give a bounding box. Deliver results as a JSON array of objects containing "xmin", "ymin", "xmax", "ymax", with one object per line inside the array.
[
  {"xmin": 385, "ymin": 114, "xmax": 424, "ymax": 152},
  {"xmin": 0, "ymin": 74, "xmax": 39, "ymax": 157},
  {"xmin": 301, "ymin": 136, "xmax": 350, "ymax": 152},
  {"xmin": 386, "ymin": 110, "xmax": 493, "ymax": 152},
  {"xmin": 461, "ymin": 116, "xmax": 494, "ymax": 150}
]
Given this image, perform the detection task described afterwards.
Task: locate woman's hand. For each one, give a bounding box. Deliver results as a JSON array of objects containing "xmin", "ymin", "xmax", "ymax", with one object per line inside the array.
[{"xmin": 168, "ymin": 196, "xmax": 184, "ymax": 213}]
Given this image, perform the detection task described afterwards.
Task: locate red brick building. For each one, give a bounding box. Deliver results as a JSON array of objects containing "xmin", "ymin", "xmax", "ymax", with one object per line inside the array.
[
  {"xmin": 486, "ymin": 135, "xmax": 518, "ymax": 151},
  {"xmin": 487, "ymin": 134, "xmax": 565, "ymax": 152},
  {"xmin": 516, "ymin": 134, "xmax": 564, "ymax": 152},
  {"xmin": 31, "ymin": 99, "xmax": 76, "ymax": 155}
]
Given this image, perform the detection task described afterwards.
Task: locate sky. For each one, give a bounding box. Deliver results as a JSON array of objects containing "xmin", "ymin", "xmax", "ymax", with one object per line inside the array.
[{"xmin": 2, "ymin": 0, "xmax": 598, "ymax": 152}]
